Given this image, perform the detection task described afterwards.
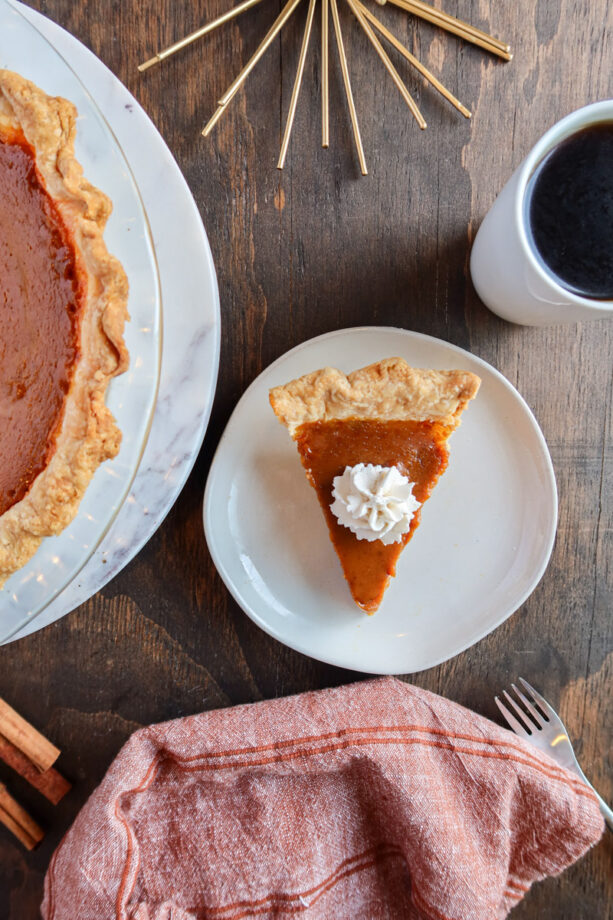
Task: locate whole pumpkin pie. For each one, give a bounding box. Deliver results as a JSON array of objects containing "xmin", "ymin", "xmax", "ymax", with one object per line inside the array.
[
  {"xmin": 270, "ymin": 358, "xmax": 480, "ymax": 613},
  {"xmin": 0, "ymin": 70, "xmax": 128, "ymax": 587}
]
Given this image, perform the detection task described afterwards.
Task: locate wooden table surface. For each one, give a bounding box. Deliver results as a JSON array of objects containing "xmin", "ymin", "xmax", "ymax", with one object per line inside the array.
[{"xmin": 1, "ymin": 1, "xmax": 611, "ymax": 916}]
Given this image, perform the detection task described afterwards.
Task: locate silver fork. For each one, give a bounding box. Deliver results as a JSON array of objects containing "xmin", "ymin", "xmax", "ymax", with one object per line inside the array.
[{"xmin": 495, "ymin": 677, "xmax": 613, "ymax": 830}]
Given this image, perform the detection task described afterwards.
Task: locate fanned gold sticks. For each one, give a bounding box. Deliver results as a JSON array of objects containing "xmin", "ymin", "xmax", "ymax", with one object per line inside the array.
[{"xmin": 139, "ymin": 0, "xmax": 511, "ymax": 174}]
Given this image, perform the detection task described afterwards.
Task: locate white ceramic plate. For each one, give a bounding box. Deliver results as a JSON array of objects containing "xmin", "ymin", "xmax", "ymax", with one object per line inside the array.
[
  {"xmin": 1, "ymin": 2, "xmax": 220, "ymax": 643},
  {"xmin": 204, "ymin": 327, "xmax": 557, "ymax": 675},
  {"xmin": 0, "ymin": 0, "xmax": 161, "ymax": 637}
]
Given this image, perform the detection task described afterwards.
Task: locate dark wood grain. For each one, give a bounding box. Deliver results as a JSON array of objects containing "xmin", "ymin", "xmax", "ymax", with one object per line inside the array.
[{"xmin": 0, "ymin": 1, "xmax": 611, "ymax": 916}]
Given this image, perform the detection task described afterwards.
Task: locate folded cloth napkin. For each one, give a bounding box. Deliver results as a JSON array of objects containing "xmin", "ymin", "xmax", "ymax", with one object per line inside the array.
[{"xmin": 42, "ymin": 678, "xmax": 603, "ymax": 920}]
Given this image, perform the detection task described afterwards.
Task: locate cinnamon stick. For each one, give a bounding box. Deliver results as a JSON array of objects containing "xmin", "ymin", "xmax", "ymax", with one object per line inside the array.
[
  {"xmin": 0, "ymin": 698, "xmax": 59, "ymax": 772},
  {"xmin": 0, "ymin": 734, "xmax": 70, "ymax": 805},
  {"xmin": 0, "ymin": 784, "xmax": 44, "ymax": 850}
]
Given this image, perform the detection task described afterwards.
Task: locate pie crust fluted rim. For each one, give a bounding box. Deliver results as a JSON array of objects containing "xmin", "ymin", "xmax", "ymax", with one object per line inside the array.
[{"xmin": 270, "ymin": 358, "xmax": 481, "ymax": 436}]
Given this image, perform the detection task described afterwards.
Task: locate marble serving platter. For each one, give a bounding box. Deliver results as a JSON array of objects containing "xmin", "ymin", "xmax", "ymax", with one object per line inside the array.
[
  {"xmin": 2, "ymin": 2, "xmax": 220, "ymax": 643},
  {"xmin": 0, "ymin": 0, "xmax": 162, "ymax": 633}
]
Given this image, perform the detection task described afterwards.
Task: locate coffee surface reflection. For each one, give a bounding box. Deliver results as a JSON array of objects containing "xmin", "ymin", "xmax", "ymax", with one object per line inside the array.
[{"xmin": 526, "ymin": 122, "xmax": 613, "ymax": 300}]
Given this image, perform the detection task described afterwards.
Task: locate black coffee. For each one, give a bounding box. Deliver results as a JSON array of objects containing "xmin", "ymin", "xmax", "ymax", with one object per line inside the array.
[{"xmin": 525, "ymin": 122, "xmax": 613, "ymax": 300}]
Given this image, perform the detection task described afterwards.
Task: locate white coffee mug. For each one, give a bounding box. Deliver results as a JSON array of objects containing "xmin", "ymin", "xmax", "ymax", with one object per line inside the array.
[{"xmin": 470, "ymin": 100, "xmax": 613, "ymax": 325}]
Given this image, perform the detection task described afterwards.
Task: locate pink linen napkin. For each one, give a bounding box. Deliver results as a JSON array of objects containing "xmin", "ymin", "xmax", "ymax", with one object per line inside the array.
[{"xmin": 42, "ymin": 678, "xmax": 603, "ymax": 920}]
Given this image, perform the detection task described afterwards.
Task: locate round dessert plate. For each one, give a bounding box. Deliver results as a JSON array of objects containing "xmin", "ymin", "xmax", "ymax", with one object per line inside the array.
[
  {"xmin": 1, "ymin": 1, "xmax": 220, "ymax": 642},
  {"xmin": 204, "ymin": 327, "xmax": 558, "ymax": 675}
]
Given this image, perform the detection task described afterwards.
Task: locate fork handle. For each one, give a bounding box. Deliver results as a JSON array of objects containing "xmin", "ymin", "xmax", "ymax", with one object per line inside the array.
[
  {"xmin": 595, "ymin": 791, "xmax": 613, "ymax": 831},
  {"xmin": 578, "ymin": 768, "xmax": 613, "ymax": 831},
  {"xmin": 572, "ymin": 762, "xmax": 613, "ymax": 831}
]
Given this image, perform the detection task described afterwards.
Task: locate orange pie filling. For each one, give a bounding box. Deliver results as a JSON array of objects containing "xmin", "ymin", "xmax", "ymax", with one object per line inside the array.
[
  {"xmin": 294, "ymin": 418, "xmax": 451, "ymax": 612},
  {"xmin": 0, "ymin": 129, "xmax": 83, "ymax": 517}
]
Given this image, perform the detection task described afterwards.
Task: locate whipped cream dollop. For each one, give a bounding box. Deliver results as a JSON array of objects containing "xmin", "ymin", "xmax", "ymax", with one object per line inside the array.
[{"xmin": 330, "ymin": 463, "xmax": 420, "ymax": 544}]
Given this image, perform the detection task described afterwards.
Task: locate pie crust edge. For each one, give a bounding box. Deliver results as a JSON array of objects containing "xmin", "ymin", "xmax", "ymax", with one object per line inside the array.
[
  {"xmin": 269, "ymin": 358, "xmax": 481, "ymax": 436},
  {"xmin": 0, "ymin": 70, "xmax": 129, "ymax": 587}
]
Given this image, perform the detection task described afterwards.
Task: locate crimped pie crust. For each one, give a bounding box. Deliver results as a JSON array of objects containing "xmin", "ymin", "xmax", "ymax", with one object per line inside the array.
[
  {"xmin": 269, "ymin": 358, "xmax": 481, "ymax": 436},
  {"xmin": 0, "ymin": 70, "xmax": 129, "ymax": 587}
]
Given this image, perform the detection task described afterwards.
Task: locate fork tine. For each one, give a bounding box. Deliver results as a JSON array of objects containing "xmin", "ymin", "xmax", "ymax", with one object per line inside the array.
[
  {"xmin": 502, "ymin": 690, "xmax": 535, "ymax": 733},
  {"xmin": 519, "ymin": 678, "xmax": 554, "ymax": 721},
  {"xmin": 511, "ymin": 683, "xmax": 545, "ymax": 727},
  {"xmin": 495, "ymin": 696, "xmax": 532, "ymax": 738}
]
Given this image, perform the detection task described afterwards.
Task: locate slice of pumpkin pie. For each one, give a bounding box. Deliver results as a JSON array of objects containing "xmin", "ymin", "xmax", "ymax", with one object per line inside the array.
[{"xmin": 270, "ymin": 358, "xmax": 480, "ymax": 613}]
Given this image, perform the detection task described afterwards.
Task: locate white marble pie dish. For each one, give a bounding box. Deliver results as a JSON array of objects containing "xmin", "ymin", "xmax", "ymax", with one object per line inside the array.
[{"xmin": 0, "ymin": 1, "xmax": 220, "ymax": 643}]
